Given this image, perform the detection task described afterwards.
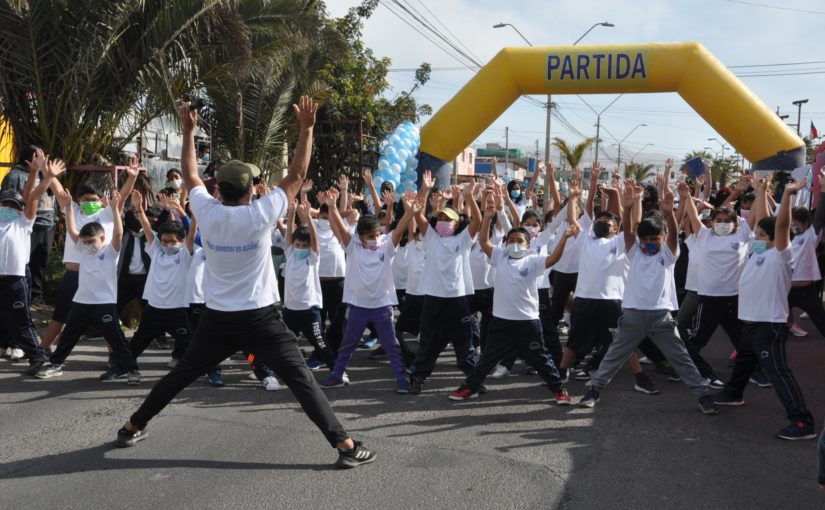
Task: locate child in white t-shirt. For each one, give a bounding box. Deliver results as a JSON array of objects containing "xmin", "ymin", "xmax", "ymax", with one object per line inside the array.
[
  {"xmin": 126, "ymin": 191, "xmax": 194, "ymax": 375},
  {"xmin": 319, "ymin": 188, "xmax": 417, "ymax": 392},
  {"xmin": 408, "ymin": 174, "xmax": 481, "ymax": 394},
  {"xmin": 38, "ymin": 189, "xmax": 139, "ymax": 383},
  {"xmin": 449, "ymin": 194, "xmax": 576, "ymax": 403},
  {"xmin": 579, "ymin": 182, "xmax": 716, "ymax": 416},
  {"xmin": 711, "ymin": 178, "xmax": 816, "ymax": 440},
  {"xmin": 0, "ymin": 157, "xmax": 64, "ymax": 375},
  {"xmin": 282, "ymin": 197, "xmax": 336, "ymax": 372}
]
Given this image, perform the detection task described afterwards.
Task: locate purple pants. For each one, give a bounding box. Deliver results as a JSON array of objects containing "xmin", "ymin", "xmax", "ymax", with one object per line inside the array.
[{"xmin": 332, "ymin": 305, "xmax": 404, "ymax": 380}]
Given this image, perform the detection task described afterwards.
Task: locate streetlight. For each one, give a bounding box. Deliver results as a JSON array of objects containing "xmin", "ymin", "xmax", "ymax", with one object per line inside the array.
[
  {"xmin": 707, "ymin": 137, "xmax": 728, "ymax": 160},
  {"xmin": 493, "ymin": 20, "xmax": 614, "ymax": 212},
  {"xmin": 578, "ymin": 93, "xmax": 623, "ymax": 165},
  {"xmin": 630, "ymin": 143, "xmax": 654, "ymax": 163},
  {"xmin": 792, "ymin": 98, "xmax": 809, "ymax": 136},
  {"xmin": 704, "ymin": 146, "xmax": 721, "ymax": 159},
  {"xmin": 615, "ymin": 123, "xmax": 646, "ymax": 166}
]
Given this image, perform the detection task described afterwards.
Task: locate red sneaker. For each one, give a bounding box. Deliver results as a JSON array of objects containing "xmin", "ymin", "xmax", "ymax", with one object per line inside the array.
[
  {"xmin": 553, "ymin": 387, "xmax": 572, "ymax": 405},
  {"xmin": 448, "ymin": 384, "xmax": 478, "ymax": 401}
]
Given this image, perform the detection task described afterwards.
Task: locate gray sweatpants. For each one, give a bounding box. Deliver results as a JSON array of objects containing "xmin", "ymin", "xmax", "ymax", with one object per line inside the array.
[{"xmin": 590, "ymin": 308, "xmax": 709, "ymax": 397}]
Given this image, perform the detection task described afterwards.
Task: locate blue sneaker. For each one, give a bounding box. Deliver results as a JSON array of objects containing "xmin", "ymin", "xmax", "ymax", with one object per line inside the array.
[
  {"xmin": 396, "ymin": 378, "xmax": 411, "ymax": 394},
  {"xmin": 749, "ymin": 370, "xmax": 772, "ymax": 388},
  {"xmin": 579, "ymin": 388, "xmax": 600, "ymax": 408},
  {"xmin": 306, "ymin": 358, "xmax": 324, "ymax": 371},
  {"xmin": 320, "ymin": 374, "xmax": 346, "ymax": 389},
  {"xmin": 358, "ymin": 337, "xmax": 378, "ymax": 349},
  {"xmin": 776, "ymin": 420, "xmax": 816, "ymax": 440},
  {"xmin": 99, "ymin": 367, "xmax": 129, "ymax": 381},
  {"xmin": 207, "ymin": 368, "xmax": 224, "ymax": 387}
]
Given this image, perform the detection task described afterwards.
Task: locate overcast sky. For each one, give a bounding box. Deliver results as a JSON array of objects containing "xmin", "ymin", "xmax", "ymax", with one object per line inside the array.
[{"xmin": 326, "ymin": 0, "xmax": 825, "ymax": 168}]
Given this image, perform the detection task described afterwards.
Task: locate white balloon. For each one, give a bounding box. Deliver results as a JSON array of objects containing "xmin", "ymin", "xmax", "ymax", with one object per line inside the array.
[
  {"xmin": 390, "ymin": 163, "xmax": 402, "ymax": 174},
  {"xmin": 397, "ymin": 148, "xmax": 410, "ymax": 161}
]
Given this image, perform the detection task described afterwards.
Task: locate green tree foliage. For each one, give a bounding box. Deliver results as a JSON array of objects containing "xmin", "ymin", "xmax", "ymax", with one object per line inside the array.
[
  {"xmin": 624, "ymin": 162, "xmax": 657, "ymax": 182},
  {"xmin": 553, "ymin": 137, "xmax": 594, "ymax": 170}
]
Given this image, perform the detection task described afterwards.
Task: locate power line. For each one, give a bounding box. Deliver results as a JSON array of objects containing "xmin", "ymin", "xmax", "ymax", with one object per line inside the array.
[
  {"xmin": 724, "ymin": 0, "xmax": 825, "ymax": 15},
  {"xmin": 412, "ymin": 0, "xmax": 483, "ymax": 64}
]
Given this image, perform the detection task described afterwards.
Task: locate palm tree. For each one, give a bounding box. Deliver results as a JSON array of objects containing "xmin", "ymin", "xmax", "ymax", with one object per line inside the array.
[
  {"xmin": 624, "ymin": 162, "xmax": 657, "ymax": 183},
  {"xmin": 0, "ymin": 0, "xmax": 334, "ymax": 167},
  {"xmin": 553, "ymin": 137, "xmax": 595, "ymax": 169}
]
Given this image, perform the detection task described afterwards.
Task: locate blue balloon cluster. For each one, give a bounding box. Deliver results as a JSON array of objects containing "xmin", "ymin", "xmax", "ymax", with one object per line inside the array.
[{"xmin": 373, "ymin": 121, "xmax": 420, "ymax": 198}]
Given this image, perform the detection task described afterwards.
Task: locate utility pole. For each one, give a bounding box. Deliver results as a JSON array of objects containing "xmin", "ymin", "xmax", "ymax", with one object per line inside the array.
[
  {"xmin": 504, "ymin": 126, "xmax": 509, "ymax": 178},
  {"xmin": 793, "ymin": 99, "xmax": 809, "ymax": 136}
]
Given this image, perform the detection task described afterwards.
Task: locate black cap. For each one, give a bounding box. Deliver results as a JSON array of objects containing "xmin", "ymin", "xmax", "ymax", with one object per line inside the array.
[{"xmin": 0, "ymin": 189, "xmax": 25, "ymax": 209}]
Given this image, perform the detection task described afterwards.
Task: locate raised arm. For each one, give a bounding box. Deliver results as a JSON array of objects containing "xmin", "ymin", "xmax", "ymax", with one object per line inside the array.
[
  {"xmin": 278, "ymin": 95, "xmax": 317, "ymax": 202},
  {"xmin": 546, "ymin": 225, "xmax": 577, "ymax": 268},
  {"xmin": 622, "ymin": 180, "xmax": 638, "ymax": 251},
  {"xmin": 777, "ymin": 179, "xmax": 806, "ymax": 252},
  {"xmin": 464, "ymin": 183, "xmax": 482, "ymax": 239},
  {"xmin": 109, "ymin": 191, "xmax": 123, "ymax": 252},
  {"xmin": 678, "ymin": 180, "xmax": 702, "ymax": 235},
  {"xmin": 363, "ymin": 169, "xmax": 382, "ymax": 213},
  {"xmin": 492, "ymin": 187, "xmax": 512, "ymax": 232},
  {"xmin": 414, "ymin": 170, "xmax": 435, "ymax": 235},
  {"xmin": 185, "ymin": 213, "xmax": 197, "ymax": 254},
  {"xmin": 723, "ymin": 174, "xmax": 752, "ymax": 208},
  {"xmin": 382, "ymin": 189, "xmax": 396, "ymax": 230},
  {"xmin": 392, "ymin": 191, "xmax": 419, "ymax": 247},
  {"xmin": 567, "ymin": 182, "xmax": 582, "ymax": 234},
  {"xmin": 748, "ymin": 177, "xmax": 770, "ymax": 231},
  {"xmin": 56, "ymin": 189, "xmax": 79, "ymax": 243},
  {"xmin": 546, "ymin": 161, "xmax": 562, "ymax": 215},
  {"xmin": 586, "ymin": 161, "xmax": 601, "ymax": 218},
  {"xmin": 119, "ymin": 156, "xmax": 140, "ymax": 208},
  {"xmin": 324, "ymin": 187, "xmax": 351, "ymax": 247},
  {"xmin": 296, "ymin": 197, "xmax": 319, "ymax": 255},
  {"xmin": 337, "ymin": 174, "xmax": 349, "ymax": 213},
  {"xmin": 178, "ymin": 103, "xmax": 204, "ymax": 193},
  {"xmin": 24, "ymin": 158, "xmax": 65, "ymax": 220},
  {"xmin": 131, "ymin": 190, "xmax": 155, "ymax": 247},
  {"xmin": 479, "ymin": 196, "xmax": 496, "ymax": 257},
  {"xmin": 285, "ymin": 199, "xmax": 297, "ymax": 246},
  {"xmin": 660, "ymin": 186, "xmax": 679, "ymax": 255}
]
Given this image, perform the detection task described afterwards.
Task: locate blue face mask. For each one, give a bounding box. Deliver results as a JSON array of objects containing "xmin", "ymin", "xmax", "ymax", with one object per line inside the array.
[
  {"xmin": 0, "ymin": 206, "xmax": 20, "ymax": 223},
  {"xmin": 510, "ymin": 190, "xmax": 521, "ymax": 200},
  {"xmin": 293, "ymin": 248, "xmax": 310, "ymax": 260},
  {"xmin": 752, "ymin": 239, "xmax": 768, "ymax": 255},
  {"xmin": 161, "ymin": 245, "xmax": 182, "ymax": 256},
  {"xmin": 640, "ymin": 242, "xmax": 661, "ymax": 256}
]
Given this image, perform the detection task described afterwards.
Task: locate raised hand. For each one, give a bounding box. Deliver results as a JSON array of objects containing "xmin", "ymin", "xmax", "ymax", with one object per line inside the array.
[
  {"xmin": 421, "ymin": 170, "xmax": 435, "ymax": 190},
  {"xmin": 590, "ymin": 161, "xmax": 602, "ymax": 183},
  {"xmin": 429, "ymin": 189, "xmax": 442, "ymax": 211},
  {"xmin": 622, "ymin": 180, "xmax": 636, "ymax": 208},
  {"xmin": 125, "ymin": 156, "xmax": 140, "ymax": 178},
  {"xmin": 110, "ymin": 190, "xmax": 121, "ymax": 211},
  {"xmin": 461, "ymin": 182, "xmax": 475, "ymax": 200},
  {"xmin": 492, "ymin": 186, "xmax": 504, "ymax": 210},
  {"xmin": 287, "ymin": 198, "xmax": 297, "ymax": 217},
  {"xmin": 563, "ymin": 225, "xmax": 579, "ymax": 238},
  {"xmin": 45, "ymin": 158, "xmax": 66, "ymax": 179},
  {"xmin": 131, "ymin": 190, "xmax": 144, "ymax": 212},
  {"xmin": 660, "ymin": 186, "xmax": 675, "ymax": 212},
  {"xmin": 382, "ymin": 189, "xmax": 396, "ymax": 206},
  {"xmin": 483, "ymin": 195, "xmax": 496, "ymax": 218},
  {"xmin": 256, "ymin": 181, "xmax": 269, "ymax": 197},
  {"xmin": 26, "ymin": 148, "xmax": 47, "ymax": 173},
  {"xmin": 293, "ymin": 95, "xmax": 317, "ymax": 130},
  {"xmin": 296, "ymin": 197, "xmax": 311, "ymax": 222},
  {"xmin": 178, "ymin": 101, "xmax": 198, "ymax": 132},
  {"xmin": 300, "ymin": 178, "xmax": 314, "ymax": 194},
  {"xmin": 326, "ymin": 187, "xmax": 340, "ymax": 207},
  {"xmin": 734, "ymin": 175, "xmax": 752, "ymax": 192},
  {"xmin": 402, "ymin": 190, "xmax": 418, "ymax": 212},
  {"xmin": 664, "ymin": 158, "xmax": 674, "ymax": 171},
  {"xmin": 337, "ymin": 174, "xmax": 349, "ymax": 191},
  {"xmin": 56, "ymin": 189, "xmax": 72, "ymax": 210},
  {"xmin": 676, "ymin": 180, "xmax": 691, "ymax": 198},
  {"xmin": 784, "ymin": 178, "xmax": 808, "ymax": 194}
]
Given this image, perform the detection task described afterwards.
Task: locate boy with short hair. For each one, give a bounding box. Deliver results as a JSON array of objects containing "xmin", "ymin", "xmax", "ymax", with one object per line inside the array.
[
  {"xmin": 579, "ymin": 182, "xmax": 716, "ymax": 415},
  {"xmin": 0, "ymin": 157, "xmax": 65, "ymax": 375},
  {"xmin": 37, "ymin": 189, "xmax": 139, "ymax": 383},
  {"xmin": 126, "ymin": 190, "xmax": 194, "ymax": 373}
]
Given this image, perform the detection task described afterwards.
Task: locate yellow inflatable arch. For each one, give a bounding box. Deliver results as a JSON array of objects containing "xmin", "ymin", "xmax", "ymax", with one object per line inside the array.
[{"xmin": 418, "ymin": 42, "xmax": 804, "ymax": 183}]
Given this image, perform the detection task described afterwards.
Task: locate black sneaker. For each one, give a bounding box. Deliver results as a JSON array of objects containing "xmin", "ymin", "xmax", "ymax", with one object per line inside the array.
[
  {"xmin": 99, "ymin": 367, "xmax": 129, "ymax": 381},
  {"xmin": 711, "ymin": 392, "xmax": 745, "ymax": 406},
  {"xmin": 409, "ymin": 376, "xmax": 424, "ymax": 395},
  {"xmin": 634, "ymin": 373, "xmax": 660, "ymax": 395},
  {"xmin": 776, "ymin": 420, "xmax": 817, "ymax": 440},
  {"xmin": 368, "ymin": 347, "xmax": 387, "ymax": 359},
  {"xmin": 698, "ymin": 395, "xmax": 718, "ymax": 415},
  {"xmin": 579, "ymin": 388, "xmax": 600, "ymax": 408},
  {"xmin": 117, "ymin": 426, "xmax": 148, "ymax": 447},
  {"xmin": 127, "ymin": 370, "xmax": 141, "ymax": 385},
  {"xmin": 654, "ymin": 360, "xmax": 680, "ymax": 381},
  {"xmin": 25, "ymin": 360, "xmax": 46, "ymax": 376},
  {"xmin": 749, "ymin": 370, "xmax": 772, "ymax": 388},
  {"xmin": 335, "ymin": 441, "xmax": 376, "ymax": 469}
]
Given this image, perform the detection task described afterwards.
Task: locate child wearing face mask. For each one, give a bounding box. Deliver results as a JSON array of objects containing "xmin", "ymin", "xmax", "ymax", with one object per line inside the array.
[
  {"xmin": 448, "ymin": 197, "xmax": 575, "ymax": 403},
  {"xmin": 0, "ymin": 158, "xmax": 64, "ymax": 376},
  {"xmin": 681, "ymin": 177, "xmax": 756, "ymax": 387},
  {"xmin": 37, "ymin": 189, "xmax": 139, "ymax": 383},
  {"xmin": 579, "ymin": 184, "xmax": 716, "ymax": 415},
  {"xmin": 319, "ymin": 189, "xmax": 417, "ymax": 392},
  {"xmin": 407, "ymin": 174, "xmax": 481, "ymax": 394},
  {"xmin": 166, "ymin": 168, "xmax": 183, "ymax": 191},
  {"xmin": 711, "ymin": 178, "xmax": 816, "ymax": 440},
  {"xmin": 281, "ymin": 198, "xmax": 336, "ymax": 374},
  {"xmin": 785, "ymin": 186, "xmax": 825, "ymax": 338},
  {"xmin": 124, "ymin": 191, "xmax": 194, "ymax": 375}
]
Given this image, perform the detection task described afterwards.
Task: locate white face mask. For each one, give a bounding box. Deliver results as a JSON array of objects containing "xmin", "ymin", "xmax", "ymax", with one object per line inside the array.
[
  {"xmin": 161, "ymin": 244, "xmax": 182, "ymax": 256},
  {"xmin": 168, "ymin": 178, "xmax": 183, "ymax": 190},
  {"xmin": 713, "ymin": 223, "xmax": 734, "ymax": 236},
  {"xmin": 316, "ymin": 219, "xmax": 330, "ymax": 230},
  {"xmin": 506, "ymin": 243, "xmax": 528, "ymax": 259},
  {"xmin": 83, "ymin": 243, "xmax": 100, "ymax": 256}
]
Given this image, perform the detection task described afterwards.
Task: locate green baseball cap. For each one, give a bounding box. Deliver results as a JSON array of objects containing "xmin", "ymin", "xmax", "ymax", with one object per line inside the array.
[{"xmin": 216, "ymin": 159, "xmax": 261, "ymax": 189}]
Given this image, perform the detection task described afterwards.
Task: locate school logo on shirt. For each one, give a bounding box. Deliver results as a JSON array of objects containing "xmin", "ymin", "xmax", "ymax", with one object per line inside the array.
[
  {"xmin": 379, "ymin": 253, "xmax": 385, "ymax": 263},
  {"xmin": 795, "ymin": 237, "xmax": 805, "ymax": 246},
  {"xmin": 755, "ymin": 256, "xmax": 765, "ymax": 266},
  {"xmin": 659, "ymin": 257, "xmax": 665, "ymax": 266},
  {"xmin": 519, "ymin": 267, "xmax": 529, "ymax": 277},
  {"xmin": 610, "ymin": 246, "xmax": 617, "ymax": 255},
  {"xmin": 729, "ymin": 242, "xmax": 739, "ymax": 251},
  {"xmin": 97, "ymin": 252, "xmax": 105, "ymax": 260}
]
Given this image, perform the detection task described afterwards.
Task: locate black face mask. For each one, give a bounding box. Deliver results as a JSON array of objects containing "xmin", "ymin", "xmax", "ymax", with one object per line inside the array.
[{"xmin": 593, "ymin": 221, "xmax": 612, "ymax": 238}]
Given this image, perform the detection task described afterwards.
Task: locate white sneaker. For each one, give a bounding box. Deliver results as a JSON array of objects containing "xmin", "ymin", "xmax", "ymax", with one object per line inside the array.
[
  {"xmin": 342, "ymin": 372, "xmax": 351, "ymax": 385},
  {"xmin": 167, "ymin": 358, "xmax": 179, "ymax": 369},
  {"xmin": 248, "ymin": 372, "xmax": 259, "ymax": 381},
  {"xmin": 10, "ymin": 348, "xmax": 25, "ymax": 361},
  {"xmin": 638, "ymin": 356, "xmax": 652, "ymax": 365},
  {"xmin": 789, "ymin": 323, "xmax": 809, "ymax": 337},
  {"xmin": 489, "ymin": 364, "xmax": 509, "ymax": 379},
  {"xmin": 262, "ymin": 376, "xmax": 281, "ymax": 391},
  {"xmin": 800, "ymin": 312, "xmax": 810, "ymax": 319}
]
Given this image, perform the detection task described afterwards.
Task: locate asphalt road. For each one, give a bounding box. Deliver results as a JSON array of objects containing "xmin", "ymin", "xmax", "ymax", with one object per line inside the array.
[{"xmin": 1, "ymin": 322, "xmax": 823, "ymax": 510}]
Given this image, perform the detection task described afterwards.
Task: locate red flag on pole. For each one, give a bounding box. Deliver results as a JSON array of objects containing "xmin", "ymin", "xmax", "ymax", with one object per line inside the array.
[{"xmin": 811, "ymin": 121, "xmax": 819, "ymax": 139}]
